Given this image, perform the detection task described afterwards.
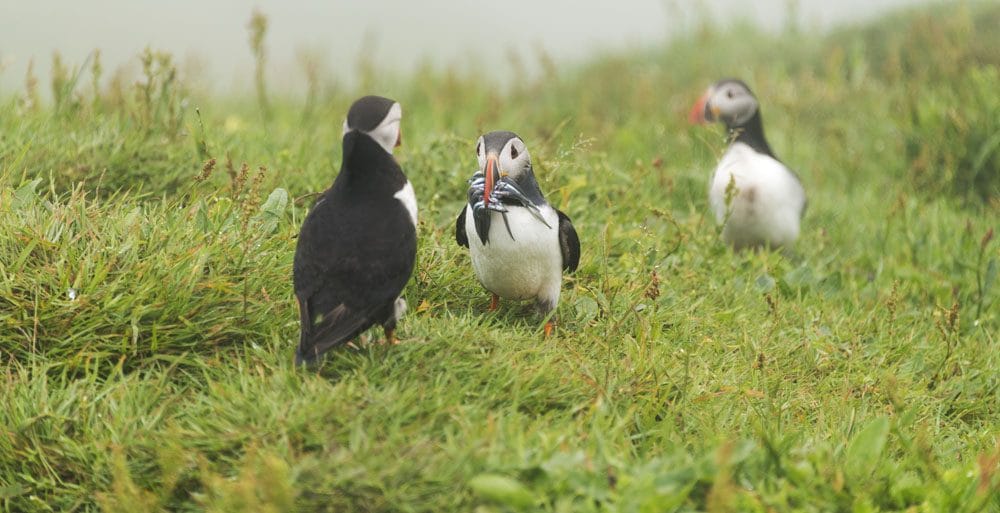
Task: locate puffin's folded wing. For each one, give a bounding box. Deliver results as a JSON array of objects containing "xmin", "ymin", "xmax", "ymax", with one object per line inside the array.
[
  {"xmin": 556, "ymin": 209, "xmax": 580, "ymax": 273},
  {"xmin": 455, "ymin": 206, "xmax": 469, "ymax": 248}
]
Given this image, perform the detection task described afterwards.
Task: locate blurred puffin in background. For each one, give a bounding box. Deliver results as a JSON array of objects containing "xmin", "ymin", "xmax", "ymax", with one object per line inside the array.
[{"xmin": 690, "ymin": 79, "xmax": 806, "ymax": 250}]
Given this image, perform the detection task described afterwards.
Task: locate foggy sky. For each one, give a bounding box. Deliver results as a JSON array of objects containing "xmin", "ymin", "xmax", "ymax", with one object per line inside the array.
[{"xmin": 0, "ymin": 0, "xmax": 929, "ymax": 96}]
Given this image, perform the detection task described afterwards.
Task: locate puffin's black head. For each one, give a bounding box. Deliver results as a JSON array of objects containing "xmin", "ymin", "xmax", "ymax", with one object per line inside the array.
[
  {"xmin": 689, "ymin": 79, "xmax": 760, "ymax": 129},
  {"xmin": 475, "ymin": 131, "xmax": 533, "ymax": 204},
  {"xmin": 343, "ymin": 95, "xmax": 403, "ymax": 155}
]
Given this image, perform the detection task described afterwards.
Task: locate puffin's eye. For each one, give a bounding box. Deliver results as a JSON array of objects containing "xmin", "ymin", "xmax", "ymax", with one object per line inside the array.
[
  {"xmin": 476, "ymin": 142, "xmax": 482, "ymax": 155},
  {"xmin": 510, "ymin": 145, "xmax": 519, "ymax": 159},
  {"xmin": 726, "ymin": 89, "xmax": 734, "ymax": 98}
]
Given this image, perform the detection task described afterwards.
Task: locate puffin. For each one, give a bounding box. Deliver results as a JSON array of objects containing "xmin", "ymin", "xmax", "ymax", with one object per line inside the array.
[
  {"xmin": 455, "ymin": 131, "xmax": 580, "ymax": 336},
  {"xmin": 689, "ymin": 79, "xmax": 806, "ymax": 250},
  {"xmin": 293, "ymin": 95, "xmax": 417, "ymax": 365}
]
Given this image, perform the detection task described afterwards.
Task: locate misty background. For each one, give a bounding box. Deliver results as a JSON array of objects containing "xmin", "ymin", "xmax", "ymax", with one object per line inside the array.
[{"xmin": 1, "ymin": 0, "xmax": 929, "ymax": 97}]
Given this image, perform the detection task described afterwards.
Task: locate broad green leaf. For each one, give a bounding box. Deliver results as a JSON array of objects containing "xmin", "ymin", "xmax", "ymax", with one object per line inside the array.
[
  {"xmin": 259, "ymin": 187, "xmax": 288, "ymax": 217},
  {"xmin": 845, "ymin": 416, "xmax": 890, "ymax": 481},
  {"xmin": 782, "ymin": 264, "xmax": 816, "ymax": 291},
  {"xmin": 255, "ymin": 187, "xmax": 289, "ymax": 234},
  {"xmin": 754, "ymin": 273, "xmax": 776, "ymax": 293},
  {"xmin": 468, "ymin": 474, "xmax": 535, "ymax": 509},
  {"xmin": 575, "ymin": 296, "xmax": 599, "ymax": 323},
  {"xmin": 12, "ymin": 178, "xmax": 43, "ymax": 209},
  {"xmin": 0, "ymin": 483, "xmax": 27, "ymax": 500}
]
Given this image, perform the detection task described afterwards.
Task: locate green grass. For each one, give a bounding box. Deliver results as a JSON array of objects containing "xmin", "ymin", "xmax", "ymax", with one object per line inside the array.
[{"xmin": 1, "ymin": 3, "xmax": 999, "ymax": 512}]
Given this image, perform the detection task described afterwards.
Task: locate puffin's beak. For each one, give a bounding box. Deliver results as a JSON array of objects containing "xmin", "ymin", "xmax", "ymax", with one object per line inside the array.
[
  {"xmin": 395, "ymin": 126, "xmax": 402, "ymax": 147},
  {"xmin": 689, "ymin": 90, "xmax": 713, "ymax": 124},
  {"xmin": 483, "ymin": 155, "xmax": 499, "ymax": 206}
]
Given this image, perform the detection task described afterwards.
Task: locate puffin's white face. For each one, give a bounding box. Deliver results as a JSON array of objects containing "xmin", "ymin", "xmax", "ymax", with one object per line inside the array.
[
  {"xmin": 704, "ymin": 81, "xmax": 759, "ymax": 127},
  {"xmin": 477, "ymin": 134, "xmax": 530, "ymax": 179},
  {"xmin": 343, "ymin": 102, "xmax": 402, "ymax": 155}
]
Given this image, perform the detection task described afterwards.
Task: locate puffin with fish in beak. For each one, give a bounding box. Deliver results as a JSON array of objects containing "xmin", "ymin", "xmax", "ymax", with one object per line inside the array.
[{"xmin": 455, "ymin": 131, "xmax": 580, "ymax": 336}]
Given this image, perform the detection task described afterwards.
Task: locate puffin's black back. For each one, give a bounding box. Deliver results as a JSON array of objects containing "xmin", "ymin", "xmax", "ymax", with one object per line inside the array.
[{"xmin": 293, "ymin": 131, "xmax": 416, "ymax": 363}]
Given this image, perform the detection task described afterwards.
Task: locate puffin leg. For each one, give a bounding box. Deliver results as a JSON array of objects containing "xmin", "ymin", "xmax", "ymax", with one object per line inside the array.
[
  {"xmin": 537, "ymin": 297, "xmax": 558, "ymax": 338},
  {"xmin": 380, "ymin": 299, "xmax": 404, "ymax": 345},
  {"xmin": 383, "ymin": 327, "xmax": 400, "ymax": 345},
  {"xmin": 489, "ymin": 293, "xmax": 500, "ymax": 311}
]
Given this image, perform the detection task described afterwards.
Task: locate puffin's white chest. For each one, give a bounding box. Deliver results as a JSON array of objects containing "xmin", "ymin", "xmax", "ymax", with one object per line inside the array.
[
  {"xmin": 708, "ymin": 142, "xmax": 806, "ymax": 249},
  {"xmin": 464, "ymin": 204, "xmax": 563, "ymax": 301},
  {"xmin": 394, "ymin": 181, "xmax": 418, "ymax": 226}
]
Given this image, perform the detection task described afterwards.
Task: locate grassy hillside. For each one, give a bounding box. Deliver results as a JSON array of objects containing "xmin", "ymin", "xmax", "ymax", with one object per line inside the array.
[{"xmin": 1, "ymin": 3, "xmax": 998, "ymax": 512}]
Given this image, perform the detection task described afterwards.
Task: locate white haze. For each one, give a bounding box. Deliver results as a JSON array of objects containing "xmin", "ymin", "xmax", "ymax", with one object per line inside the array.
[{"xmin": 0, "ymin": 0, "xmax": 929, "ymax": 96}]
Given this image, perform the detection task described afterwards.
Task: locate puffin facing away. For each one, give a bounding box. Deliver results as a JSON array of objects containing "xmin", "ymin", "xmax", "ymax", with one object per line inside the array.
[
  {"xmin": 690, "ymin": 79, "xmax": 806, "ymax": 250},
  {"xmin": 293, "ymin": 95, "xmax": 417, "ymax": 365},
  {"xmin": 455, "ymin": 131, "xmax": 580, "ymax": 336}
]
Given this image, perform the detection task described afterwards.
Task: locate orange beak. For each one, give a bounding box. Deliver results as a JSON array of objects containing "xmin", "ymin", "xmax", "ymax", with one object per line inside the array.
[
  {"xmin": 689, "ymin": 91, "xmax": 711, "ymax": 124},
  {"xmin": 483, "ymin": 156, "xmax": 497, "ymax": 207}
]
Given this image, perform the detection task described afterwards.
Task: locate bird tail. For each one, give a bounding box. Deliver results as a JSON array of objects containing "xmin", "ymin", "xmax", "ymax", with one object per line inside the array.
[
  {"xmin": 295, "ymin": 302, "xmax": 379, "ymax": 366},
  {"xmin": 295, "ymin": 299, "xmax": 318, "ymax": 366}
]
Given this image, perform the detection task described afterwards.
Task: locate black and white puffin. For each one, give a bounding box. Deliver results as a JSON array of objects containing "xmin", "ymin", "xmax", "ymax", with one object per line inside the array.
[
  {"xmin": 455, "ymin": 131, "xmax": 580, "ymax": 336},
  {"xmin": 293, "ymin": 95, "xmax": 417, "ymax": 365},
  {"xmin": 690, "ymin": 79, "xmax": 806, "ymax": 250}
]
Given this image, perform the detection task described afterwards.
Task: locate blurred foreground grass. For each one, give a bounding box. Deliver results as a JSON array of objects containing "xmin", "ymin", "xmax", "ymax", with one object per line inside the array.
[{"xmin": 1, "ymin": 3, "xmax": 998, "ymax": 512}]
